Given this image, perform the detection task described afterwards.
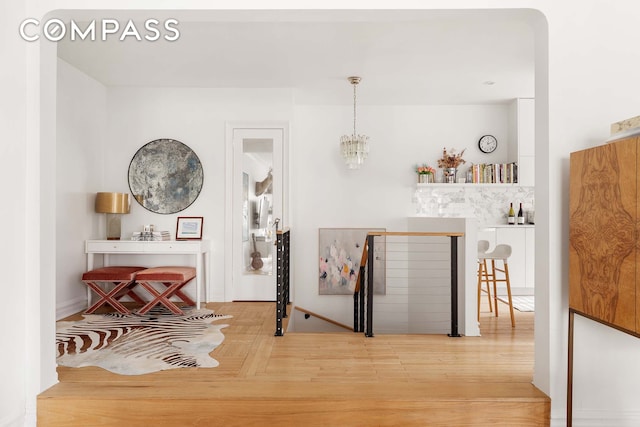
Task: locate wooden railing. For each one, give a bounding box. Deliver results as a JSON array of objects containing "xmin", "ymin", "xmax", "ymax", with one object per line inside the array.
[
  {"xmin": 294, "ymin": 306, "xmax": 353, "ymax": 331},
  {"xmin": 354, "ymin": 231, "xmax": 464, "ymax": 338},
  {"xmin": 274, "ymin": 226, "xmax": 290, "ymax": 336}
]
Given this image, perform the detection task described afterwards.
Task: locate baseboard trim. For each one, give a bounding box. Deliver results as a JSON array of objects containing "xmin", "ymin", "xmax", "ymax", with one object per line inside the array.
[
  {"xmin": 56, "ymin": 296, "xmax": 86, "ymax": 320},
  {"xmin": 493, "ymin": 286, "xmax": 534, "ymax": 296},
  {"xmin": 557, "ymin": 409, "xmax": 640, "ymax": 426},
  {"xmin": 0, "ymin": 408, "xmax": 25, "ymax": 427}
]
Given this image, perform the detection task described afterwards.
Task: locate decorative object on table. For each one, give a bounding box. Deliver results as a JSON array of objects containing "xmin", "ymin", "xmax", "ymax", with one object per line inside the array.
[
  {"xmin": 340, "ymin": 76, "xmax": 369, "ymax": 169},
  {"xmin": 437, "ymin": 147, "xmax": 466, "ymax": 183},
  {"xmin": 478, "ymin": 135, "xmax": 498, "ymax": 153},
  {"xmin": 95, "ymin": 192, "xmax": 130, "ymax": 240},
  {"xmin": 132, "ymin": 230, "xmax": 171, "ymax": 241},
  {"xmin": 56, "ymin": 306, "xmax": 232, "ymax": 375},
  {"xmin": 176, "ymin": 216, "xmax": 204, "ymax": 240},
  {"xmin": 250, "ymin": 232, "xmax": 264, "ymax": 270},
  {"xmin": 416, "ymin": 164, "xmax": 435, "ymax": 183},
  {"xmin": 318, "ymin": 228, "xmax": 386, "ymax": 295},
  {"xmin": 128, "ymin": 138, "xmax": 204, "ymax": 214}
]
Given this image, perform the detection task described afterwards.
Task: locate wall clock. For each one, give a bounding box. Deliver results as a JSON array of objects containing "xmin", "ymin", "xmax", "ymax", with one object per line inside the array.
[{"xmin": 478, "ymin": 135, "xmax": 498, "ymax": 153}]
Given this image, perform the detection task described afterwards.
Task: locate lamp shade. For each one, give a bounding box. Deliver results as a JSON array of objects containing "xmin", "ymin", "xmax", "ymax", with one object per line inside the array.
[{"xmin": 95, "ymin": 192, "xmax": 130, "ymax": 214}]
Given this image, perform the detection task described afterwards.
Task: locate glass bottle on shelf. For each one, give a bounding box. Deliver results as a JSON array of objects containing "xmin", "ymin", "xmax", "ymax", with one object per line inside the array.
[
  {"xmin": 517, "ymin": 203, "xmax": 525, "ymax": 225},
  {"xmin": 508, "ymin": 203, "xmax": 516, "ymax": 225}
]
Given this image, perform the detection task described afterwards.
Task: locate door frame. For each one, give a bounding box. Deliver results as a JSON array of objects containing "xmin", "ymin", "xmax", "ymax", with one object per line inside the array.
[{"xmin": 223, "ymin": 121, "xmax": 289, "ymax": 302}]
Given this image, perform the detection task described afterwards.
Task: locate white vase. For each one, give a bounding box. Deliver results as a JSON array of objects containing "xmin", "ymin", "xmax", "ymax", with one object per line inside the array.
[{"xmin": 418, "ymin": 174, "xmax": 434, "ymax": 184}]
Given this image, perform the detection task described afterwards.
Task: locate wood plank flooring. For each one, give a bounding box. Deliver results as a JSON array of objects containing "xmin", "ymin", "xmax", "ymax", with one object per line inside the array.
[{"xmin": 39, "ymin": 301, "xmax": 550, "ymax": 426}]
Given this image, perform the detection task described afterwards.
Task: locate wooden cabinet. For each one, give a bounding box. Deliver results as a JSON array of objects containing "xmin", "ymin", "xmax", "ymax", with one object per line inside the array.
[
  {"xmin": 569, "ymin": 137, "xmax": 639, "ymax": 334},
  {"xmin": 508, "ymin": 98, "xmax": 535, "ymax": 186}
]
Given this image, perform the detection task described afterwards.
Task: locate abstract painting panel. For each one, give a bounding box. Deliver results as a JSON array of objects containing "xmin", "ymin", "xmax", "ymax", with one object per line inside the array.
[{"xmin": 319, "ymin": 228, "xmax": 386, "ymax": 295}]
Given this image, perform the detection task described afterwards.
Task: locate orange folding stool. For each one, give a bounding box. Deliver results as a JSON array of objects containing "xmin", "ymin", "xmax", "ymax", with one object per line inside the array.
[
  {"xmin": 135, "ymin": 266, "xmax": 196, "ymax": 315},
  {"xmin": 82, "ymin": 266, "xmax": 147, "ymax": 314}
]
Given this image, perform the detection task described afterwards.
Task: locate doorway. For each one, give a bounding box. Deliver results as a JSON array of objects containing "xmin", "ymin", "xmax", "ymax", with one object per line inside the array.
[{"xmin": 226, "ymin": 124, "xmax": 287, "ymax": 301}]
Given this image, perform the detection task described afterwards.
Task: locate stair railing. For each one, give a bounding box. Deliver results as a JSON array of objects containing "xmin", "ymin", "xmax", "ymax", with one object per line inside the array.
[
  {"xmin": 353, "ymin": 231, "xmax": 464, "ymax": 338},
  {"xmin": 354, "ymin": 237, "xmax": 368, "ymax": 333},
  {"xmin": 274, "ymin": 221, "xmax": 290, "ymax": 336}
]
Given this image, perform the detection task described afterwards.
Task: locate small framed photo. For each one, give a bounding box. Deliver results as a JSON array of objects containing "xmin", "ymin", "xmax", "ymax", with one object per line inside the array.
[{"xmin": 176, "ymin": 216, "xmax": 204, "ymax": 240}]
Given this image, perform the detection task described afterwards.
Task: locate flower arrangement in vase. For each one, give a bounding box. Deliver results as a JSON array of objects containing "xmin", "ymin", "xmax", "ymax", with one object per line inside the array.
[
  {"xmin": 415, "ymin": 164, "xmax": 436, "ymax": 183},
  {"xmin": 437, "ymin": 148, "xmax": 466, "ymax": 182}
]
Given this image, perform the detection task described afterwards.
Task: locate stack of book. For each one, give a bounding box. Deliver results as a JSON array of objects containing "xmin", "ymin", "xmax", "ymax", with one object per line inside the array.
[
  {"xmin": 469, "ymin": 162, "xmax": 518, "ymax": 184},
  {"xmin": 131, "ymin": 231, "xmax": 172, "ymax": 241}
]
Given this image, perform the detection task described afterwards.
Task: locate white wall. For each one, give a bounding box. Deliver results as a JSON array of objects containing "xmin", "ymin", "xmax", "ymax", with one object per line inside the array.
[
  {"xmin": 55, "ymin": 86, "xmax": 510, "ymax": 324},
  {"xmin": 56, "ymin": 60, "xmax": 107, "ymax": 318},
  {"xmin": 0, "ymin": 2, "xmax": 28, "ymax": 426},
  {"xmin": 8, "ymin": 3, "xmax": 640, "ymax": 427},
  {"xmin": 104, "ymin": 87, "xmax": 292, "ymax": 303},
  {"xmin": 543, "ymin": 3, "xmax": 640, "ymax": 423},
  {"xmin": 290, "ymin": 104, "xmax": 509, "ymax": 328}
]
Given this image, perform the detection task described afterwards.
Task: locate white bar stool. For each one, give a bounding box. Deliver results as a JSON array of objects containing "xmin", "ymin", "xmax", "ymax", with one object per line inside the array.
[
  {"xmin": 477, "ymin": 240, "xmax": 493, "ymax": 320},
  {"xmin": 477, "ymin": 243, "xmax": 516, "ymax": 327}
]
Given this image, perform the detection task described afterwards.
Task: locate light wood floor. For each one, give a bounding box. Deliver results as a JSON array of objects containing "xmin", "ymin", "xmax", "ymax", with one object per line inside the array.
[{"xmin": 39, "ymin": 300, "xmax": 550, "ymax": 426}]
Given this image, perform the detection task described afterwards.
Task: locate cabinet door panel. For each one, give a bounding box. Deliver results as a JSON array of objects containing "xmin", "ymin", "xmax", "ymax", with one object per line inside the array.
[
  {"xmin": 496, "ymin": 228, "xmax": 526, "ymax": 289},
  {"xmin": 518, "ymin": 98, "xmax": 535, "ymax": 157},
  {"xmin": 519, "ymin": 155, "xmax": 535, "ymax": 187},
  {"xmin": 477, "ymin": 228, "xmax": 497, "ymax": 252},
  {"xmin": 569, "ymin": 138, "xmax": 636, "ymax": 332}
]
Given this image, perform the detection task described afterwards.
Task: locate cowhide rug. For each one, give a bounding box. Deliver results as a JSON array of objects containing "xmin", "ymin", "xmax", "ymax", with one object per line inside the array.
[{"xmin": 56, "ymin": 307, "xmax": 232, "ymax": 375}]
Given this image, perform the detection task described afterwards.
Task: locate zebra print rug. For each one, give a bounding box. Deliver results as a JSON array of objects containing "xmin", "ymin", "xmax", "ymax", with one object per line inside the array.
[{"xmin": 56, "ymin": 307, "xmax": 232, "ymax": 375}]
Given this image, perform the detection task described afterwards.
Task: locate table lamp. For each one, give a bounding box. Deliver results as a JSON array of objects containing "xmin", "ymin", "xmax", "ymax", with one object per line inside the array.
[{"xmin": 95, "ymin": 192, "xmax": 130, "ymax": 240}]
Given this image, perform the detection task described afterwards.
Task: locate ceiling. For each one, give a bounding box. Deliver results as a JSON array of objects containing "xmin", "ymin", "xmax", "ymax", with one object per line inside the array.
[{"xmin": 56, "ymin": 9, "xmax": 536, "ymax": 105}]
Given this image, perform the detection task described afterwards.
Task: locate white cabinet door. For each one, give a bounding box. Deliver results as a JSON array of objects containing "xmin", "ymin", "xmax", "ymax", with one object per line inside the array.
[
  {"xmin": 519, "ymin": 155, "xmax": 535, "ymax": 189},
  {"xmin": 495, "ymin": 227, "xmax": 527, "ymax": 291},
  {"xmin": 517, "ymin": 98, "xmax": 535, "ymax": 186},
  {"xmin": 477, "ymin": 228, "xmax": 497, "ymax": 251},
  {"xmin": 518, "ymin": 98, "xmax": 535, "ymax": 157},
  {"xmin": 508, "ymin": 98, "xmax": 535, "ymax": 187}
]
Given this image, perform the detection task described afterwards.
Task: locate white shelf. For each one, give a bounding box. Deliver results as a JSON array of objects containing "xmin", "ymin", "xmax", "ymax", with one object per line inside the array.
[{"xmin": 416, "ymin": 183, "xmax": 520, "ymax": 188}]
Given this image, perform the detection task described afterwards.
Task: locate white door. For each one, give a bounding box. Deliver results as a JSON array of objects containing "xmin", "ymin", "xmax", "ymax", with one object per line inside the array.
[{"xmin": 230, "ymin": 127, "xmax": 284, "ymax": 301}]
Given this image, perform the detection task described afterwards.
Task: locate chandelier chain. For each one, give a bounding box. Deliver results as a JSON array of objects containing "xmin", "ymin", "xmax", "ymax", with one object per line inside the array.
[{"xmin": 353, "ymin": 82, "xmax": 357, "ymax": 136}]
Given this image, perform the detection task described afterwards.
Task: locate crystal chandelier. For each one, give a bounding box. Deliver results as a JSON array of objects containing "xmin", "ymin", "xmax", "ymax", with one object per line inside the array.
[{"xmin": 340, "ymin": 76, "xmax": 369, "ymax": 169}]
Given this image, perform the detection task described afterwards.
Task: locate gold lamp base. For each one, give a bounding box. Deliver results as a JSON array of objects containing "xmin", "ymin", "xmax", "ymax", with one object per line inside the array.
[{"xmin": 106, "ymin": 213, "xmax": 122, "ymax": 240}]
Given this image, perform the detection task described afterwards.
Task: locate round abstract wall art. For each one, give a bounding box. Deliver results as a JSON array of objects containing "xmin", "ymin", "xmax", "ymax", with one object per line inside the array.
[{"xmin": 128, "ymin": 139, "xmax": 204, "ymax": 214}]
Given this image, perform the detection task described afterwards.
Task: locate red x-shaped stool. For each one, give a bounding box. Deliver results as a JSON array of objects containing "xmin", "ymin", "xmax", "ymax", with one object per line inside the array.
[
  {"xmin": 135, "ymin": 267, "xmax": 196, "ymax": 315},
  {"xmin": 82, "ymin": 266, "xmax": 147, "ymax": 314}
]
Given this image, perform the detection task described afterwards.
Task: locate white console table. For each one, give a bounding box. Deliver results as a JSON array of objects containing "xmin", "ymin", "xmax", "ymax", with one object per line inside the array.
[{"xmin": 85, "ymin": 240, "xmax": 211, "ymax": 309}]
